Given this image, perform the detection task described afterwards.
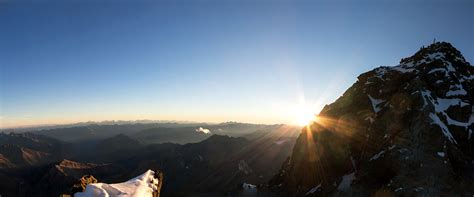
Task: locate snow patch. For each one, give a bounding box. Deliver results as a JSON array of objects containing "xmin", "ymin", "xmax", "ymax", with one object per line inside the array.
[
  {"xmin": 305, "ymin": 183, "xmax": 321, "ymax": 195},
  {"xmin": 368, "ymin": 95, "xmax": 385, "ymax": 113},
  {"xmin": 374, "ymin": 67, "xmax": 389, "ymax": 79},
  {"xmin": 364, "ymin": 116, "xmax": 374, "ymax": 123},
  {"xmin": 392, "ymin": 65, "xmax": 415, "ymax": 73},
  {"xmin": 414, "ymin": 187, "xmax": 424, "ymax": 192},
  {"xmin": 420, "ymin": 89, "xmax": 471, "ymax": 143},
  {"xmin": 369, "ymin": 150, "xmax": 385, "ymax": 161},
  {"xmin": 446, "ymin": 88, "xmax": 467, "ymax": 96},
  {"xmin": 388, "ymin": 145, "xmax": 396, "ymax": 150},
  {"xmin": 337, "ymin": 172, "xmax": 355, "ymax": 191},
  {"xmin": 242, "ymin": 183, "xmax": 257, "ymax": 189},
  {"xmin": 429, "ymin": 113, "xmax": 457, "ymax": 144},
  {"xmin": 350, "ymin": 156, "xmax": 357, "ymax": 172},
  {"xmin": 428, "ymin": 68, "xmax": 447, "ymax": 74},
  {"xmin": 75, "ymin": 170, "xmax": 159, "ymax": 197},
  {"xmin": 436, "ymin": 97, "xmax": 469, "ymax": 111},
  {"xmin": 446, "ymin": 84, "xmax": 467, "ymax": 97}
]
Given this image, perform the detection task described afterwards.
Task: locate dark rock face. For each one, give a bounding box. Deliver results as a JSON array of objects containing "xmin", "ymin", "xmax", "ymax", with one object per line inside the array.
[{"xmin": 271, "ymin": 42, "xmax": 474, "ymax": 196}]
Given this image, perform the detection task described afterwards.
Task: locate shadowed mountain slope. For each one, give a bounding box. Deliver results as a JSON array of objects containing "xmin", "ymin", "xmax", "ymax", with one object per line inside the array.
[{"xmin": 271, "ymin": 42, "xmax": 474, "ymax": 196}]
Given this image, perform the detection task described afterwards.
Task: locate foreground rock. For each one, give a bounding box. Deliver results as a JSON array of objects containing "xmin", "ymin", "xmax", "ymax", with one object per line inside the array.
[{"xmin": 74, "ymin": 169, "xmax": 162, "ymax": 197}]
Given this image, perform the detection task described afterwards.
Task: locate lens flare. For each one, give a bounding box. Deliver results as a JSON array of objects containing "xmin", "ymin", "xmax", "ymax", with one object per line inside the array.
[{"xmin": 295, "ymin": 113, "xmax": 316, "ymax": 126}]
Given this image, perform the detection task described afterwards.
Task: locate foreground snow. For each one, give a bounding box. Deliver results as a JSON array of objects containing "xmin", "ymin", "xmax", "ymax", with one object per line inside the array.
[{"xmin": 75, "ymin": 170, "xmax": 159, "ymax": 197}]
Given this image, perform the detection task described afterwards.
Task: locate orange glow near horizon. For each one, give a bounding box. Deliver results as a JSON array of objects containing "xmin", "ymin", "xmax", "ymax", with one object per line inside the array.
[{"xmin": 1, "ymin": 96, "xmax": 327, "ymax": 129}]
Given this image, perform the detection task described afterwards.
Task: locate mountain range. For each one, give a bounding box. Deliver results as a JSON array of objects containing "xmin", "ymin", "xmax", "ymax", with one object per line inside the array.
[{"xmin": 0, "ymin": 122, "xmax": 299, "ymax": 196}]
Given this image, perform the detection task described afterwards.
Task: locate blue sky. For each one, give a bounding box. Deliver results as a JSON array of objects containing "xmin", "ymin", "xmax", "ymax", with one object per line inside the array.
[{"xmin": 1, "ymin": 0, "xmax": 473, "ymax": 128}]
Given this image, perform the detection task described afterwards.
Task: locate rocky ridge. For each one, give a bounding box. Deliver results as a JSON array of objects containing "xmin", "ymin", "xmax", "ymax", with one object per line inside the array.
[{"xmin": 271, "ymin": 42, "xmax": 474, "ymax": 196}]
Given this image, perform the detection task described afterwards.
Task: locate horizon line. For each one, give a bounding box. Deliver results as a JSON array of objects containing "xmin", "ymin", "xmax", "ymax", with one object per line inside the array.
[{"xmin": 0, "ymin": 119, "xmax": 294, "ymax": 131}]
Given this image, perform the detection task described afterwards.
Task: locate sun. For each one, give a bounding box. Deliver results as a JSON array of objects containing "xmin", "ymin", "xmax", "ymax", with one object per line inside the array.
[{"xmin": 293, "ymin": 108, "xmax": 317, "ymax": 126}]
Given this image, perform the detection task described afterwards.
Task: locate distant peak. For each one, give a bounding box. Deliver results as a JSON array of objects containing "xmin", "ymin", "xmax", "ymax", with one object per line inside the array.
[
  {"xmin": 57, "ymin": 159, "xmax": 98, "ymax": 169},
  {"xmin": 58, "ymin": 159, "xmax": 80, "ymax": 166},
  {"xmin": 58, "ymin": 159, "xmax": 77, "ymax": 165},
  {"xmin": 203, "ymin": 134, "xmax": 242, "ymax": 143}
]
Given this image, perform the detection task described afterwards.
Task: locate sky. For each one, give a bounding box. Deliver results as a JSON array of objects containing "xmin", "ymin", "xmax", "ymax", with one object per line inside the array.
[{"xmin": 1, "ymin": 0, "xmax": 473, "ymax": 128}]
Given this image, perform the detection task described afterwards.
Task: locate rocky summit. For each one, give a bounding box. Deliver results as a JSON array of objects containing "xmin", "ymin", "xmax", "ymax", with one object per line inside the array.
[{"xmin": 270, "ymin": 42, "xmax": 474, "ymax": 196}]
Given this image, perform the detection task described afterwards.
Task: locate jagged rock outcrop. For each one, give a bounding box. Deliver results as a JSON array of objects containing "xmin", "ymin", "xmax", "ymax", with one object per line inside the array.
[
  {"xmin": 271, "ymin": 42, "xmax": 474, "ymax": 196},
  {"xmin": 74, "ymin": 169, "xmax": 162, "ymax": 197},
  {"xmin": 34, "ymin": 159, "xmax": 124, "ymax": 196},
  {"xmin": 72, "ymin": 175, "xmax": 98, "ymax": 194}
]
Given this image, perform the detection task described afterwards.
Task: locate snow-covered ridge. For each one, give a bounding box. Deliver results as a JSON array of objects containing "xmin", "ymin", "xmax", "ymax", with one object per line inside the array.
[
  {"xmin": 363, "ymin": 42, "xmax": 472, "ymax": 145},
  {"xmin": 372, "ymin": 42, "xmax": 471, "ymax": 81},
  {"xmin": 74, "ymin": 170, "xmax": 159, "ymax": 197}
]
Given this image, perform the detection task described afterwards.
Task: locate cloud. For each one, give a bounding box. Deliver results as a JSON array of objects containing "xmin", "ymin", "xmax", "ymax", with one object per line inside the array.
[{"xmin": 195, "ymin": 127, "xmax": 211, "ymax": 134}]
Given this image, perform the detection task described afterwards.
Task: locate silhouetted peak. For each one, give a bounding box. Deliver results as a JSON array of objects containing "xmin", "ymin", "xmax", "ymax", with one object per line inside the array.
[{"xmin": 273, "ymin": 42, "xmax": 473, "ymax": 195}]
